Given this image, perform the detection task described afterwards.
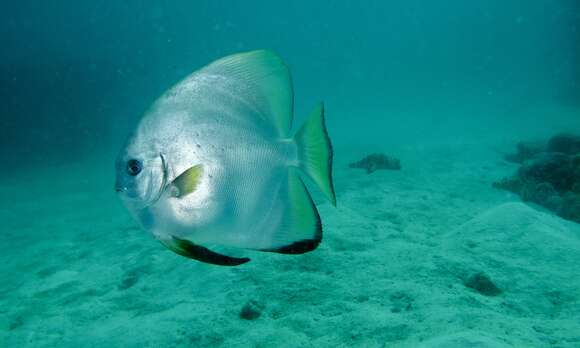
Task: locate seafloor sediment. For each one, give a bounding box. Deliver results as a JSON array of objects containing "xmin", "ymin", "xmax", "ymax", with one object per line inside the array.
[{"xmin": 1, "ymin": 139, "xmax": 579, "ymax": 348}]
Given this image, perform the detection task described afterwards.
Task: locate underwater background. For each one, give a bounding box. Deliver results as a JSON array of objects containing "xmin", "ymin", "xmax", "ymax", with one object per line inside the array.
[{"xmin": 1, "ymin": 1, "xmax": 579, "ymax": 347}]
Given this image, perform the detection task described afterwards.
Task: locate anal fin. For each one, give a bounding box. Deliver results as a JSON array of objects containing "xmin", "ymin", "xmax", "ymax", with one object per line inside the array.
[
  {"xmin": 257, "ymin": 169, "xmax": 322, "ymax": 254},
  {"xmin": 160, "ymin": 236, "xmax": 250, "ymax": 266}
]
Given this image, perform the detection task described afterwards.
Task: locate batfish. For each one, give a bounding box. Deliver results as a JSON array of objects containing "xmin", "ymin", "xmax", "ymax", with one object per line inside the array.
[{"xmin": 115, "ymin": 50, "xmax": 335, "ymax": 266}]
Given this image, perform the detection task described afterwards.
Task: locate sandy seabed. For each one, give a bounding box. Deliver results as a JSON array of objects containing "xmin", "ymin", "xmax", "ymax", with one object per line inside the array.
[{"xmin": 1, "ymin": 117, "xmax": 580, "ymax": 347}]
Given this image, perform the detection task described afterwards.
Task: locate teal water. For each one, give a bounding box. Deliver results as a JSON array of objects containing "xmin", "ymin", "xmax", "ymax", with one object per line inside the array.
[{"xmin": 1, "ymin": 1, "xmax": 579, "ymax": 347}]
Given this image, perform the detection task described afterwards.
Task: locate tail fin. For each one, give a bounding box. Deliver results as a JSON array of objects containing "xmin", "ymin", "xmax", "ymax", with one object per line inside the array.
[{"xmin": 294, "ymin": 103, "xmax": 336, "ymax": 206}]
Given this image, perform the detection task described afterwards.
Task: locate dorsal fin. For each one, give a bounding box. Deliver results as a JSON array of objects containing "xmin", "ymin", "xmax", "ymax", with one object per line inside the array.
[{"xmin": 199, "ymin": 50, "xmax": 294, "ymax": 137}]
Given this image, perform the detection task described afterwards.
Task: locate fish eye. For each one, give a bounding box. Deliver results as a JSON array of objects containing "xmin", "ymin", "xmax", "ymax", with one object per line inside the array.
[{"xmin": 126, "ymin": 159, "xmax": 142, "ymax": 176}]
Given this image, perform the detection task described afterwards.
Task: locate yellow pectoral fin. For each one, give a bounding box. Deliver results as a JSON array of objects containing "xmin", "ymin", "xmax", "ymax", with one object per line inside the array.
[{"xmin": 170, "ymin": 164, "xmax": 204, "ymax": 198}]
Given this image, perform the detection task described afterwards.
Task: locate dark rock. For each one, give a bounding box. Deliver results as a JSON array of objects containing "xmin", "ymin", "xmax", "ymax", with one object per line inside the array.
[
  {"xmin": 573, "ymin": 155, "xmax": 580, "ymax": 185},
  {"xmin": 119, "ymin": 273, "xmax": 139, "ymax": 290},
  {"xmin": 389, "ymin": 291, "xmax": 414, "ymax": 313},
  {"xmin": 349, "ymin": 153, "xmax": 401, "ymax": 174},
  {"xmin": 572, "ymin": 154, "xmax": 580, "ymax": 167},
  {"xmin": 547, "ymin": 133, "xmax": 580, "ymax": 155},
  {"xmin": 520, "ymin": 182, "xmax": 562, "ymax": 211},
  {"xmin": 495, "ymin": 134, "xmax": 580, "ymax": 224},
  {"xmin": 505, "ymin": 141, "xmax": 545, "ymax": 163},
  {"xmin": 558, "ymin": 192, "xmax": 580, "ymax": 222},
  {"xmin": 9, "ymin": 316, "xmax": 24, "ymax": 330},
  {"xmin": 239, "ymin": 300, "xmax": 263, "ymax": 320},
  {"xmin": 517, "ymin": 152, "xmax": 575, "ymax": 192},
  {"xmin": 493, "ymin": 134, "xmax": 580, "ymax": 222},
  {"xmin": 464, "ymin": 272, "xmax": 502, "ymax": 297},
  {"xmin": 118, "ymin": 267, "xmax": 146, "ymax": 290},
  {"xmin": 492, "ymin": 177, "xmax": 523, "ymax": 194}
]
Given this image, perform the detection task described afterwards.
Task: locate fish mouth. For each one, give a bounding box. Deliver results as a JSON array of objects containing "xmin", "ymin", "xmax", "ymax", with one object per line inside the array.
[{"xmin": 116, "ymin": 187, "xmax": 146, "ymax": 207}]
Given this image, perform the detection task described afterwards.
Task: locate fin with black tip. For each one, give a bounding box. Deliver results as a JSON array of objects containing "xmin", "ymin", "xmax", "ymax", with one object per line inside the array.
[
  {"xmin": 160, "ymin": 236, "xmax": 250, "ymax": 266},
  {"xmin": 170, "ymin": 164, "xmax": 203, "ymax": 198},
  {"xmin": 254, "ymin": 169, "xmax": 322, "ymax": 254}
]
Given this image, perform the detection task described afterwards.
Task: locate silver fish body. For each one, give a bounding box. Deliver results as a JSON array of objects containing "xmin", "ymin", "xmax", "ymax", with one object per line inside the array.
[{"xmin": 115, "ymin": 50, "xmax": 335, "ymax": 265}]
